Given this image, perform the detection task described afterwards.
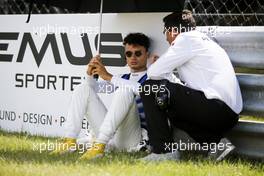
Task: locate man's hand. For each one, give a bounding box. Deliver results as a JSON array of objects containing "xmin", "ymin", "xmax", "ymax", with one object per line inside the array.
[
  {"xmin": 149, "ymin": 54, "xmax": 159, "ymax": 65},
  {"xmin": 86, "ymin": 56, "xmax": 99, "ymax": 76},
  {"xmin": 88, "ymin": 55, "xmax": 113, "ymax": 81}
]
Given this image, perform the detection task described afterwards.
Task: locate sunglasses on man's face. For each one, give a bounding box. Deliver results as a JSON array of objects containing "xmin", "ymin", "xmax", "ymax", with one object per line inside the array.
[{"xmin": 125, "ymin": 50, "xmax": 142, "ymax": 58}]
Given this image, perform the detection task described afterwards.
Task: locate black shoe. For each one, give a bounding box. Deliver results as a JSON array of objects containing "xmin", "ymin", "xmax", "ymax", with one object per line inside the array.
[{"xmin": 208, "ymin": 138, "xmax": 235, "ymax": 162}]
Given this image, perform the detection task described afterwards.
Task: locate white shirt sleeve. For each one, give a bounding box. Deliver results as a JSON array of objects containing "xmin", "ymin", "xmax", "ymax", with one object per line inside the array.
[
  {"xmin": 147, "ymin": 35, "xmax": 193, "ymax": 80},
  {"xmin": 110, "ymin": 75, "xmax": 141, "ymax": 96}
]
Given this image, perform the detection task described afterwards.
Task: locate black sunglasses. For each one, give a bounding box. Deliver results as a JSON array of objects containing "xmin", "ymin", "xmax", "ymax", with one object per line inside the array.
[{"xmin": 125, "ymin": 50, "xmax": 142, "ymax": 58}]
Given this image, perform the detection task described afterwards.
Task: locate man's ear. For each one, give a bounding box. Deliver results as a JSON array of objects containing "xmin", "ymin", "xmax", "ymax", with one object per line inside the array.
[
  {"xmin": 172, "ymin": 28, "xmax": 180, "ymax": 38},
  {"xmin": 146, "ymin": 51, "xmax": 150, "ymax": 59}
]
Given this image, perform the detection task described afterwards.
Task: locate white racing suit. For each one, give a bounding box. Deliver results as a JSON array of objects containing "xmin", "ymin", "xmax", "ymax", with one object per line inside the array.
[{"xmin": 64, "ymin": 71, "xmax": 148, "ymax": 151}]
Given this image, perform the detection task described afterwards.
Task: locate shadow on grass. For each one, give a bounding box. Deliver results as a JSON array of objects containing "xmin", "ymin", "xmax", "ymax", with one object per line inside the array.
[
  {"xmin": 0, "ymin": 149, "xmax": 80, "ymax": 164},
  {"xmin": 0, "ymin": 148, "xmax": 148, "ymax": 166},
  {"xmin": 0, "ymin": 129, "xmax": 57, "ymax": 142}
]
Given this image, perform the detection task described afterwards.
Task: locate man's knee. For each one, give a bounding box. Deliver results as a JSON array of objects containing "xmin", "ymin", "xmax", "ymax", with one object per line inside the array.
[
  {"xmin": 114, "ymin": 87, "xmax": 134, "ymax": 99},
  {"xmin": 72, "ymin": 81, "xmax": 94, "ymax": 97}
]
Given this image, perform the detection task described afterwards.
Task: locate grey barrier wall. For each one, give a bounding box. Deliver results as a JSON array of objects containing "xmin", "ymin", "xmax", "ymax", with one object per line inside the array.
[
  {"xmin": 215, "ymin": 32, "xmax": 264, "ymax": 69},
  {"xmin": 237, "ymin": 74, "xmax": 264, "ymax": 117},
  {"xmin": 226, "ymin": 120, "xmax": 264, "ymax": 160},
  {"xmin": 215, "ymin": 31, "xmax": 264, "ymax": 159},
  {"xmin": 215, "ymin": 31, "xmax": 264, "ymax": 160},
  {"xmin": 214, "ymin": 31, "xmax": 264, "ymax": 117}
]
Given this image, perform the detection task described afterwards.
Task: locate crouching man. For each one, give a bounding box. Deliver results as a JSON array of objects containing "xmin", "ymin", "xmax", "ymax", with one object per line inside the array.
[{"xmin": 140, "ymin": 10, "xmax": 242, "ymax": 162}]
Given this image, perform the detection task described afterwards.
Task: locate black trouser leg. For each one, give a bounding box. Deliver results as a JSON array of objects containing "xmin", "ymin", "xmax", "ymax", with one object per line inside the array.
[
  {"xmin": 140, "ymin": 80, "xmax": 174, "ymax": 153},
  {"xmin": 165, "ymin": 81, "xmax": 239, "ymax": 144}
]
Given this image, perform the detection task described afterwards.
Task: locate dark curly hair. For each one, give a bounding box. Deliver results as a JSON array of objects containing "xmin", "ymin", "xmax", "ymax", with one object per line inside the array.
[
  {"xmin": 123, "ymin": 33, "xmax": 150, "ymax": 51},
  {"xmin": 163, "ymin": 10, "xmax": 196, "ymax": 33}
]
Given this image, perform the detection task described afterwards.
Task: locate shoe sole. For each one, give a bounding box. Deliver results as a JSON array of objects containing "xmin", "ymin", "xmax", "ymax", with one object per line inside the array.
[
  {"xmin": 91, "ymin": 153, "xmax": 104, "ymax": 160},
  {"xmin": 216, "ymin": 145, "xmax": 235, "ymax": 162}
]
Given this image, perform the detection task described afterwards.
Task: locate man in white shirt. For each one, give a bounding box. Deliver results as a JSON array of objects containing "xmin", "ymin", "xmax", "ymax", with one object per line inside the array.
[
  {"xmin": 51, "ymin": 33, "xmax": 152, "ymax": 160},
  {"xmin": 140, "ymin": 10, "xmax": 243, "ymax": 162}
]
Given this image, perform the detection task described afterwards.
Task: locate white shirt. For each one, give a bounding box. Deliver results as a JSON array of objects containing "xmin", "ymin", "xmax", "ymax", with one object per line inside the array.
[
  {"xmin": 148, "ymin": 30, "xmax": 243, "ymax": 114},
  {"xmin": 111, "ymin": 70, "xmax": 148, "ymax": 92}
]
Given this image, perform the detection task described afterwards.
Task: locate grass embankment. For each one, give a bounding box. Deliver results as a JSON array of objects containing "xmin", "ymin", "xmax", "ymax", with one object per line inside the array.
[{"xmin": 0, "ymin": 130, "xmax": 263, "ymax": 176}]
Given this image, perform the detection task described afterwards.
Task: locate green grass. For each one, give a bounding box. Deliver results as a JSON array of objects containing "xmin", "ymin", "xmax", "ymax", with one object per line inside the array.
[
  {"xmin": 0, "ymin": 130, "xmax": 263, "ymax": 176},
  {"xmin": 235, "ymin": 67, "xmax": 264, "ymax": 74},
  {"xmin": 240, "ymin": 116, "xmax": 264, "ymax": 122}
]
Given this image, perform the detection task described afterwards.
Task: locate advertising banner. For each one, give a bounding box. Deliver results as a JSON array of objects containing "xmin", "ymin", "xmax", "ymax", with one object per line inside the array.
[{"xmin": 0, "ymin": 13, "xmax": 168, "ymax": 137}]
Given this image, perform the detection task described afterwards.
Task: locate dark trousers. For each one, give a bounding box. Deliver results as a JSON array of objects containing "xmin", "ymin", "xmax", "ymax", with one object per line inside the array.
[{"xmin": 140, "ymin": 80, "xmax": 239, "ymax": 154}]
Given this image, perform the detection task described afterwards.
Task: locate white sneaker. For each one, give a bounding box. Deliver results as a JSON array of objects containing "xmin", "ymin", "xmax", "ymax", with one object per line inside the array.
[
  {"xmin": 128, "ymin": 128, "xmax": 151, "ymax": 152},
  {"xmin": 208, "ymin": 138, "xmax": 235, "ymax": 162},
  {"xmin": 128, "ymin": 139, "xmax": 151, "ymax": 152},
  {"xmin": 140, "ymin": 151, "xmax": 180, "ymax": 162}
]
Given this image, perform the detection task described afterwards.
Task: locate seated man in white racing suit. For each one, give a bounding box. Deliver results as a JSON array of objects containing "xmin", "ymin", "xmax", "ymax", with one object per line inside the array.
[{"xmin": 51, "ymin": 33, "xmax": 164, "ymax": 160}]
